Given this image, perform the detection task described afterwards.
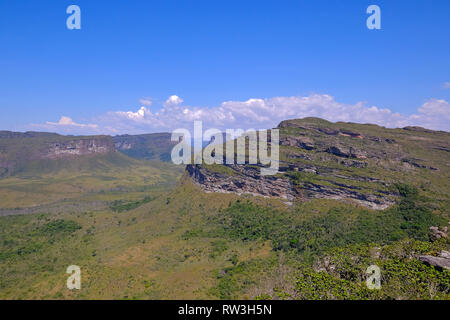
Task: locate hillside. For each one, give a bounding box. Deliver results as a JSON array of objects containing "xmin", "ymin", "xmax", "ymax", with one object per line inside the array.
[
  {"xmin": 189, "ymin": 117, "xmax": 450, "ymax": 211},
  {"xmin": 0, "ymin": 131, "xmax": 116, "ymax": 177},
  {"xmin": 0, "ymin": 176, "xmax": 448, "ymax": 300},
  {"xmin": 0, "ymin": 131, "xmax": 184, "ymax": 211},
  {"xmin": 113, "ymin": 133, "xmax": 176, "ymax": 162}
]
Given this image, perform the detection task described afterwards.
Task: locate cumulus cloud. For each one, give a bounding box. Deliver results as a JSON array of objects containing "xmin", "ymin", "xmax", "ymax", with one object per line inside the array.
[
  {"xmin": 406, "ymin": 98, "xmax": 450, "ymax": 131},
  {"xmin": 165, "ymin": 95, "xmax": 184, "ymax": 106},
  {"xmin": 115, "ymin": 106, "xmax": 151, "ymax": 121},
  {"xmin": 47, "ymin": 116, "xmax": 98, "ymax": 128},
  {"xmin": 29, "ymin": 116, "xmax": 99, "ymax": 135},
  {"xmin": 31, "ymin": 94, "xmax": 450, "ymax": 135}
]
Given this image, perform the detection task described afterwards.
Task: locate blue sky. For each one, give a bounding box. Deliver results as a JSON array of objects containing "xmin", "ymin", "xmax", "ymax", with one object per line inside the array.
[{"xmin": 0, "ymin": 0, "xmax": 449, "ymax": 134}]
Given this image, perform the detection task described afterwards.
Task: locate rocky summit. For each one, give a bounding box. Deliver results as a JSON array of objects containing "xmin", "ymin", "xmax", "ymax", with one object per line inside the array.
[{"xmin": 188, "ymin": 117, "xmax": 450, "ymax": 210}]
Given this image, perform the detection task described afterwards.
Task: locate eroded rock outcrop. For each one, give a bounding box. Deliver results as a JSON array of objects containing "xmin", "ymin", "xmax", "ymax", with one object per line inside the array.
[
  {"xmin": 187, "ymin": 117, "xmax": 449, "ymax": 210},
  {"xmin": 429, "ymin": 225, "xmax": 449, "ymax": 242},
  {"xmin": 187, "ymin": 164, "xmax": 297, "ymax": 201},
  {"xmin": 280, "ymin": 136, "xmax": 314, "ymax": 150},
  {"xmin": 418, "ymin": 251, "xmax": 450, "ymax": 271},
  {"xmin": 0, "ymin": 132, "xmax": 116, "ymax": 175},
  {"xmin": 298, "ymin": 181, "xmax": 394, "ymax": 210},
  {"xmin": 187, "ymin": 164, "xmax": 395, "ymax": 209},
  {"xmin": 45, "ymin": 138, "xmax": 114, "ymax": 159}
]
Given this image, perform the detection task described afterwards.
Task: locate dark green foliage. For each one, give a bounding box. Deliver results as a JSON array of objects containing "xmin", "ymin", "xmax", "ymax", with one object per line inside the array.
[
  {"xmin": 216, "ymin": 201, "xmax": 287, "ymax": 242},
  {"xmin": 214, "ymin": 185, "xmax": 443, "ymax": 255},
  {"xmin": 295, "ymin": 267, "xmax": 377, "ymax": 300},
  {"xmin": 210, "ymin": 258, "xmax": 275, "ymax": 299},
  {"xmin": 0, "ymin": 218, "xmax": 82, "ymax": 262},
  {"xmin": 40, "ymin": 219, "xmax": 82, "ymax": 235},
  {"xmin": 110, "ymin": 196, "xmax": 154, "ymax": 212},
  {"xmin": 396, "ymin": 190, "xmax": 440, "ymax": 240},
  {"xmin": 291, "ymin": 240, "xmax": 450, "ymax": 300},
  {"xmin": 395, "ymin": 183, "xmax": 419, "ymax": 198}
]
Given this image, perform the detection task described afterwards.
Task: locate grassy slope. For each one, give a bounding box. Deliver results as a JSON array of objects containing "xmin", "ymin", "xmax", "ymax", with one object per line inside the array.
[
  {"xmin": 0, "ymin": 176, "xmax": 448, "ymax": 300},
  {"xmin": 0, "ymin": 153, "xmax": 183, "ymax": 210}
]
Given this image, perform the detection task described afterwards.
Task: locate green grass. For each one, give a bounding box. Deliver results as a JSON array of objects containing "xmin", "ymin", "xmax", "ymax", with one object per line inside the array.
[{"xmin": 0, "ymin": 175, "xmax": 448, "ymax": 300}]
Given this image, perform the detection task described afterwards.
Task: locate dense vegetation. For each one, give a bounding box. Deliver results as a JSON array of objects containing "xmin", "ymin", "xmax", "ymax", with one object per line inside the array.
[
  {"xmin": 0, "ymin": 216, "xmax": 82, "ymax": 265},
  {"xmin": 181, "ymin": 183, "xmax": 449, "ymax": 300},
  {"xmin": 110, "ymin": 196, "xmax": 155, "ymax": 213},
  {"xmin": 209, "ymin": 184, "xmax": 443, "ymax": 255}
]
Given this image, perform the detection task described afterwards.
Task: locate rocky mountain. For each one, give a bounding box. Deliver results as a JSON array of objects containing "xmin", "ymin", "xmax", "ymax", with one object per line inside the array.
[
  {"xmin": 188, "ymin": 117, "xmax": 450, "ymax": 210},
  {"xmin": 0, "ymin": 131, "xmax": 116, "ymax": 176},
  {"xmin": 0, "ymin": 131, "xmax": 181, "ymax": 178}
]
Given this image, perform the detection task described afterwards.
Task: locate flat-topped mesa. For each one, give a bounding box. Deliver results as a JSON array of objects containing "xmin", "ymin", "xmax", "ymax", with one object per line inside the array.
[
  {"xmin": 0, "ymin": 132, "xmax": 116, "ymax": 175},
  {"xmin": 187, "ymin": 117, "xmax": 450, "ymax": 210},
  {"xmin": 44, "ymin": 137, "xmax": 115, "ymax": 159}
]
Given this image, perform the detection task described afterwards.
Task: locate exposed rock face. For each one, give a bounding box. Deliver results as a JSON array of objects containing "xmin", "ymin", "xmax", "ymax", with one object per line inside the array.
[
  {"xmin": 0, "ymin": 132, "xmax": 116, "ymax": 175},
  {"xmin": 340, "ymin": 159, "xmax": 368, "ymax": 168},
  {"xmin": 429, "ymin": 225, "xmax": 449, "ymax": 241},
  {"xmin": 418, "ymin": 251, "xmax": 450, "ymax": 271},
  {"xmin": 114, "ymin": 141, "xmax": 132, "ymax": 150},
  {"xmin": 44, "ymin": 138, "xmax": 114, "ymax": 159},
  {"xmin": 280, "ymin": 136, "xmax": 314, "ymax": 150},
  {"xmin": 187, "ymin": 164, "xmax": 395, "ymax": 209},
  {"xmin": 187, "ymin": 164, "xmax": 297, "ymax": 201},
  {"xmin": 186, "ymin": 117, "xmax": 450, "ymax": 210},
  {"xmin": 298, "ymin": 181, "xmax": 394, "ymax": 210}
]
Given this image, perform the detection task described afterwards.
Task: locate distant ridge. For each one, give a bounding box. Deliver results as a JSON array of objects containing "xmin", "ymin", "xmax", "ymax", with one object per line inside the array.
[
  {"xmin": 113, "ymin": 132, "xmax": 176, "ymax": 161},
  {"xmin": 0, "ymin": 131, "xmax": 176, "ymax": 177}
]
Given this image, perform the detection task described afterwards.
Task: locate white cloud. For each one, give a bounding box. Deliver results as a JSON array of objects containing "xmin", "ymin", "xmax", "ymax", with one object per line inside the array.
[
  {"xmin": 30, "ymin": 116, "xmax": 99, "ymax": 135},
  {"xmin": 165, "ymin": 95, "xmax": 183, "ymax": 106},
  {"xmin": 443, "ymin": 82, "xmax": 450, "ymax": 89},
  {"xmin": 31, "ymin": 94, "xmax": 450, "ymax": 135},
  {"xmin": 46, "ymin": 116, "xmax": 98, "ymax": 128},
  {"xmin": 115, "ymin": 106, "xmax": 151, "ymax": 121},
  {"xmin": 139, "ymin": 98, "xmax": 153, "ymax": 106},
  {"xmin": 406, "ymin": 98, "xmax": 450, "ymax": 131}
]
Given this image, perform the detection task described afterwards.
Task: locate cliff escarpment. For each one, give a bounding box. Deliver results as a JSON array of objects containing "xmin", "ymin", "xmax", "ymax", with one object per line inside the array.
[
  {"xmin": 187, "ymin": 117, "xmax": 450, "ymax": 210},
  {"xmin": 0, "ymin": 132, "xmax": 115, "ymax": 176}
]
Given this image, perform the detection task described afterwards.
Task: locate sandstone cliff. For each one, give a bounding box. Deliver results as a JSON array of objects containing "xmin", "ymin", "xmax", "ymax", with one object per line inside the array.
[
  {"xmin": 187, "ymin": 117, "xmax": 450, "ymax": 210},
  {"xmin": 0, "ymin": 132, "xmax": 115, "ymax": 176}
]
